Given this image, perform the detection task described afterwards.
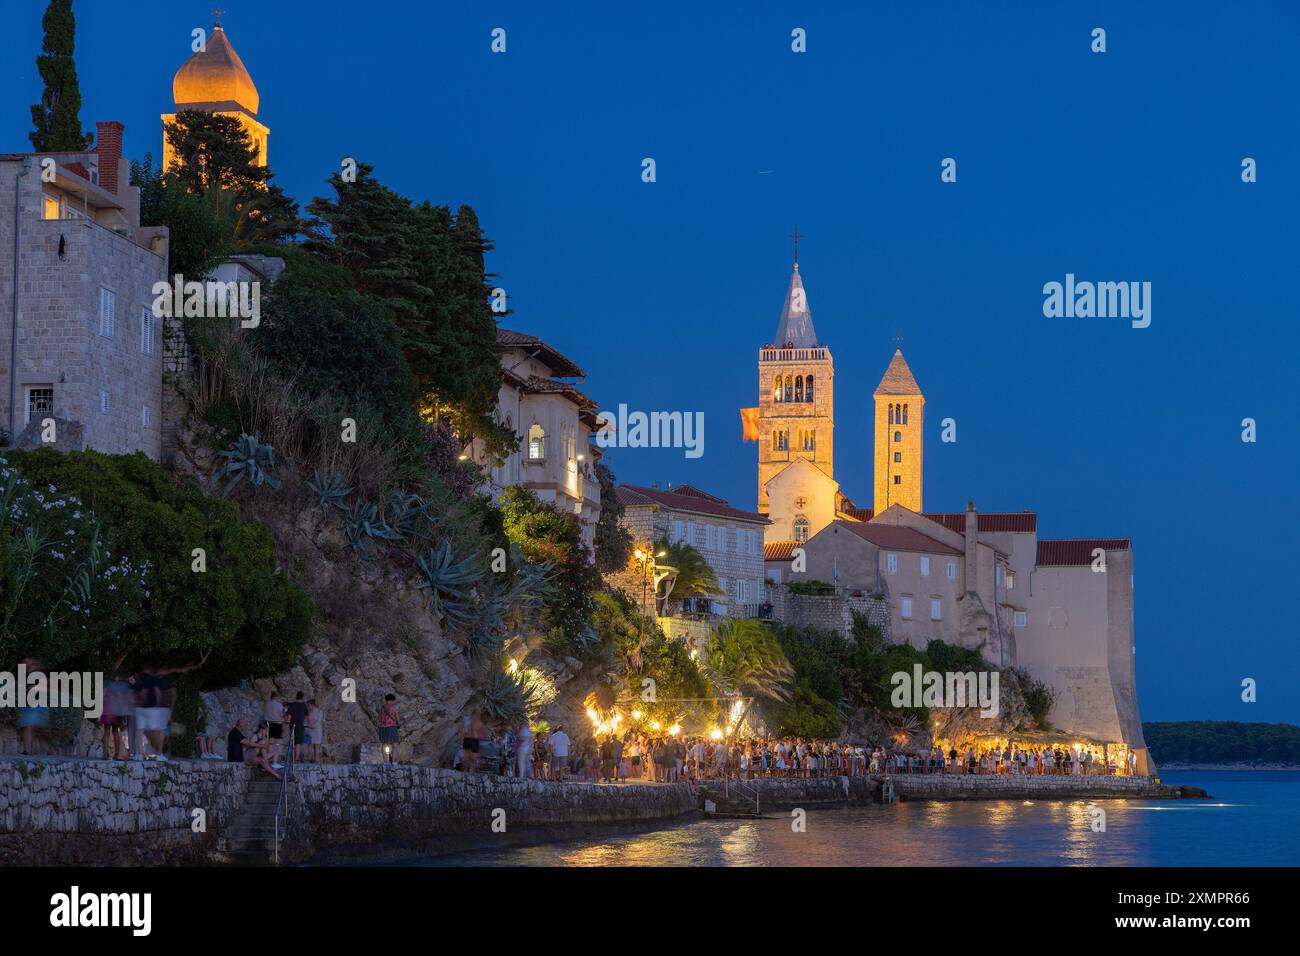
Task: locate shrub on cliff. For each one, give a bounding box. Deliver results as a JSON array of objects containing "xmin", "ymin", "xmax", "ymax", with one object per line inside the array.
[
  {"xmin": 2, "ymin": 449, "xmax": 311, "ymax": 684},
  {"xmin": 501, "ymin": 487, "xmax": 600, "ymax": 658}
]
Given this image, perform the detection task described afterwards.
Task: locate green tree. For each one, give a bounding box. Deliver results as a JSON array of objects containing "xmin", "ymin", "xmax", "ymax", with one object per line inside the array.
[
  {"xmin": 130, "ymin": 155, "xmax": 234, "ymax": 278},
  {"xmin": 160, "ymin": 111, "xmax": 299, "ymax": 245},
  {"xmin": 4, "ymin": 449, "xmax": 312, "ymax": 686},
  {"xmin": 306, "ymin": 162, "xmax": 508, "ymax": 452},
  {"xmin": 593, "ymin": 463, "xmax": 632, "ymax": 572},
  {"xmin": 501, "ymin": 487, "xmax": 600, "ymax": 655},
  {"xmin": 29, "ymin": 0, "xmax": 93, "ymax": 152}
]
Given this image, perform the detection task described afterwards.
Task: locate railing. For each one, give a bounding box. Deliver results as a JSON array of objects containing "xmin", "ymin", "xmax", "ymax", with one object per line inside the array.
[
  {"xmin": 724, "ymin": 775, "xmax": 761, "ymax": 816},
  {"xmin": 760, "ymin": 347, "xmax": 829, "ymax": 362},
  {"xmin": 273, "ymin": 726, "xmax": 296, "ymax": 865}
]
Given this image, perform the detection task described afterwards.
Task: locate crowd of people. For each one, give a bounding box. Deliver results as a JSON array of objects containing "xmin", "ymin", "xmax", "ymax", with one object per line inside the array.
[{"xmin": 456, "ymin": 721, "xmax": 1140, "ymax": 782}]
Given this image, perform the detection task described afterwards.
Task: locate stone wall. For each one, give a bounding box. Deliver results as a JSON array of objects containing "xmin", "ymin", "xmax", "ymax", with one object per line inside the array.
[
  {"xmin": 292, "ymin": 764, "xmax": 696, "ymax": 858},
  {"xmin": 0, "ymin": 757, "xmax": 250, "ymax": 866},
  {"xmin": 0, "ymin": 756, "xmax": 697, "ymax": 865}
]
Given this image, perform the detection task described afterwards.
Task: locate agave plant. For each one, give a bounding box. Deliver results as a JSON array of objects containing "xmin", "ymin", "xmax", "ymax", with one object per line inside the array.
[
  {"xmin": 341, "ymin": 497, "xmax": 402, "ymax": 560},
  {"xmin": 306, "ymin": 468, "xmax": 352, "ymax": 512},
  {"xmin": 416, "ymin": 540, "xmax": 482, "ymax": 628},
  {"xmin": 214, "ymin": 433, "xmax": 281, "ymax": 497},
  {"xmin": 384, "ymin": 492, "xmax": 427, "ymax": 537},
  {"xmin": 467, "ymin": 592, "xmax": 510, "ymax": 655},
  {"xmin": 501, "ymin": 545, "xmax": 555, "ymax": 626},
  {"xmin": 480, "ymin": 669, "xmax": 536, "ymax": 727}
]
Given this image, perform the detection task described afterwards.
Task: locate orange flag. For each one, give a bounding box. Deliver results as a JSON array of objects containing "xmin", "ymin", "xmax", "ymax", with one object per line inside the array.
[{"xmin": 740, "ymin": 407, "xmax": 760, "ymax": 442}]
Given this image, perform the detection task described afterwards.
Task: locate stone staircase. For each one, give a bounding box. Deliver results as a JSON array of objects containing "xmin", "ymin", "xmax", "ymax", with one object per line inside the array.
[
  {"xmin": 699, "ymin": 781, "xmax": 764, "ymax": 818},
  {"xmin": 224, "ymin": 774, "xmax": 283, "ymax": 865}
]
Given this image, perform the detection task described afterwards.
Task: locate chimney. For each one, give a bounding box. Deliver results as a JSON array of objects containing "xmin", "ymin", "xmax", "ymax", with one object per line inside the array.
[
  {"xmin": 95, "ymin": 121, "xmax": 124, "ymax": 195},
  {"xmin": 963, "ymin": 500, "xmax": 978, "ymax": 593}
]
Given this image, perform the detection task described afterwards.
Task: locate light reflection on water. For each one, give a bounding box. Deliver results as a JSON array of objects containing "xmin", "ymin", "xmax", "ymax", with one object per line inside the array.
[{"xmin": 407, "ymin": 772, "xmax": 1298, "ymax": 868}]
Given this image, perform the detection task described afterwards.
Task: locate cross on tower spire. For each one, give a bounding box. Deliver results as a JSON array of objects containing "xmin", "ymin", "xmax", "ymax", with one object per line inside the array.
[
  {"xmin": 894, "ymin": 333, "xmax": 904, "ymax": 350},
  {"xmin": 212, "ymin": 6, "xmax": 225, "ymax": 26},
  {"xmin": 789, "ymin": 226, "xmax": 802, "ymax": 266}
]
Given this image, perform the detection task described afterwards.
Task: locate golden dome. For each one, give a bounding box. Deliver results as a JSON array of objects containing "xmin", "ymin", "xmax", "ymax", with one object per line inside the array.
[{"xmin": 172, "ymin": 25, "xmax": 259, "ymax": 114}]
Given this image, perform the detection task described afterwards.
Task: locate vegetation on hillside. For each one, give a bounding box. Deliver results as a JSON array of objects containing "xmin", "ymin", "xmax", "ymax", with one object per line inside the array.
[{"xmin": 1143, "ymin": 721, "xmax": 1300, "ymax": 766}]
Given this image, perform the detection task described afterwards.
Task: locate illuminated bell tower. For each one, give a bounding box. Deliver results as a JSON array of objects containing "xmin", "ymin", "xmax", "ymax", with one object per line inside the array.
[
  {"xmin": 162, "ymin": 14, "xmax": 269, "ymax": 170},
  {"xmin": 873, "ymin": 349, "xmax": 924, "ymax": 513},
  {"xmin": 757, "ymin": 240, "xmax": 834, "ymax": 515}
]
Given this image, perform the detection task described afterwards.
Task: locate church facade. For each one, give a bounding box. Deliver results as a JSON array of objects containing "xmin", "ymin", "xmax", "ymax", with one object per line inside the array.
[{"xmin": 750, "ymin": 252, "xmax": 1152, "ymax": 774}]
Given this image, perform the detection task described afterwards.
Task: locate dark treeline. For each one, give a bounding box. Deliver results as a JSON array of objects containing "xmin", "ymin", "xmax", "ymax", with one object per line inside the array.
[{"xmin": 1145, "ymin": 721, "xmax": 1300, "ymax": 765}]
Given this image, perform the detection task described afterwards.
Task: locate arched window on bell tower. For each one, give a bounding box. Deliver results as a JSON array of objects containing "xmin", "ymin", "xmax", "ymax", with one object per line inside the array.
[
  {"xmin": 903, "ymin": 403, "xmax": 908, "ymax": 425},
  {"xmin": 773, "ymin": 375, "xmax": 782, "ymax": 402},
  {"xmin": 806, "ymin": 374, "xmax": 815, "ymax": 402},
  {"xmin": 783, "ymin": 375, "xmax": 793, "ymax": 402},
  {"xmin": 794, "ymin": 375, "xmax": 804, "ymax": 402}
]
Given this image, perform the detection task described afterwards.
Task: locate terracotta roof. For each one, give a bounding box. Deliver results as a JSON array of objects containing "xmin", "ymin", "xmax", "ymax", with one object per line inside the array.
[
  {"xmin": 497, "ymin": 328, "xmax": 585, "ymax": 378},
  {"xmin": 520, "ymin": 375, "xmax": 596, "ymax": 408},
  {"xmin": 873, "ymin": 349, "xmax": 922, "ymax": 396},
  {"xmin": 669, "ymin": 484, "xmax": 726, "ymax": 503},
  {"xmin": 925, "ymin": 511, "xmax": 1038, "ymax": 534},
  {"xmin": 830, "ymin": 519, "xmax": 962, "ymax": 556},
  {"xmin": 1036, "ymin": 539, "xmax": 1131, "ymax": 567},
  {"xmin": 616, "ymin": 484, "xmax": 769, "ymax": 524},
  {"xmin": 839, "ymin": 505, "xmax": 873, "ymax": 522},
  {"xmin": 765, "ymin": 540, "xmax": 799, "ymax": 561}
]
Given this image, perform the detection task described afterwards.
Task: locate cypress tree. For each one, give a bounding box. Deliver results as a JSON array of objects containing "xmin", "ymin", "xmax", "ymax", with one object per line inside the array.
[{"xmin": 29, "ymin": 0, "xmax": 94, "ymax": 153}]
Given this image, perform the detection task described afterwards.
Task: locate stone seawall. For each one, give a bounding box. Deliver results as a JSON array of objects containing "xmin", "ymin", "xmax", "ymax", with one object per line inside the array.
[
  {"xmin": 710, "ymin": 773, "xmax": 1178, "ymax": 810},
  {"xmin": 0, "ymin": 757, "xmax": 251, "ymax": 866},
  {"xmin": 292, "ymin": 764, "xmax": 696, "ymax": 860},
  {"xmin": 0, "ymin": 756, "xmax": 697, "ymax": 865}
]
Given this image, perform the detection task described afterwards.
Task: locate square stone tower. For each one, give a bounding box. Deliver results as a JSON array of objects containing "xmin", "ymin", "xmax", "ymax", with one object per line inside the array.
[
  {"xmin": 757, "ymin": 262, "xmax": 834, "ymax": 515},
  {"xmin": 873, "ymin": 349, "xmax": 923, "ymax": 513}
]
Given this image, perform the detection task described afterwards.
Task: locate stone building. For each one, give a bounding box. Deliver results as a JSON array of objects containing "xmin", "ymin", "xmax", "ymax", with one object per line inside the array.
[
  {"xmin": 162, "ymin": 18, "xmax": 269, "ymax": 169},
  {"xmin": 467, "ymin": 328, "xmax": 603, "ymax": 555},
  {"xmin": 744, "ymin": 245, "xmax": 1149, "ymax": 772},
  {"xmin": 616, "ymin": 483, "xmax": 769, "ymax": 617},
  {"xmin": 0, "ymin": 122, "xmax": 169, "ymax": 457}
]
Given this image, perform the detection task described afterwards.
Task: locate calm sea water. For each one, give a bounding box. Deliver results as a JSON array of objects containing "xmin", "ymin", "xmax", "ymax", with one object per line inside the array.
[{"xmin": 413, "ymin": 772, "xmax": 1299, "ymax": 867}]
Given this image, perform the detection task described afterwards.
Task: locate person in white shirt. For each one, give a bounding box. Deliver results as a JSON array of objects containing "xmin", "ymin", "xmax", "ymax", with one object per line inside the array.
[{"xmin": 549, "ymin": 726, "xmax": 570, "ymax": 780}]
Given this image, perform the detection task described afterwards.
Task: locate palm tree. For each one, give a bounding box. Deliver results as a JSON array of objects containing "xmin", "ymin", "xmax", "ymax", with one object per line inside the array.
[
  {"xmin": 703, "ymin": 619, "xmax": 794, "ymax": 707},
  {"xmin": 653, "ymin": 539, "xmax": 718, "ymax": 615}
]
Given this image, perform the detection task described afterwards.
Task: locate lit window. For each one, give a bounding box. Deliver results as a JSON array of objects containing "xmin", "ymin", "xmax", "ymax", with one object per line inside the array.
[
  {"xmin": 930, "ymin": 599, "xmax": 942, "ymax": 621},
  {"xmin": 773, "ymin": 375, "xmax": 782, "ymax": 402},
  {"xmin": 901, "ymin": 597, "xmax": 913, "ymax": 619},
  {"xmin": 920, "ymin": 556, "xmax": 930, "ymax": 577},
  {"xmin": 1014, "ymin": 611, "xmax": 1027, "ymax": 628},
  {"xmin": 887, "ymin": 553, "xmax": 898, "ymax": 574},
  {"xmin": 527, "ymin": 423, "xmax": 545, "ymax": 460},
  {"xmin": 43, "ymin": 194, "xmax": 60, "ymax": 220},
  {"xmin": 100, "ymin": 287, "xmax": 116, "ymax": 338},
  {"xmin": 947, "ymin": 561, "xmax": 957, "ymax": 580},
  {"xmin": 793, "ymin": 516, "xmax": 810, "ymax": 543}
]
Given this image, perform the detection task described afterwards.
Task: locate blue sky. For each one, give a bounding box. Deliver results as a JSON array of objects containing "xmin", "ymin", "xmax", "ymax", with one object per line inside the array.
[{"xmin": 3, "ymin": 1, "xmax": 1297, "ymax": 724}]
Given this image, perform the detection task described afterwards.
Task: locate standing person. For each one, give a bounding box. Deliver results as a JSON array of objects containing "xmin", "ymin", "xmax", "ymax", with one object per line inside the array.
[
  {"xmin": 461, "ymin": 710, "xmax": 487, "ymax": 772},
  {"xmin": 599, "ymin": 735, "xmax": 616, "ymax": 783},
  {"xmin": 131, "ymin": 666, "xmax": 168, "ymax": 761},
  {"xmin": 516, "ymin": 721, "xmax": 534, "ymax": 779},
  {"xmin": 306, "ymin": 699, "xmax": 324, "ymax": 763},
  {"xmin": 285, "ymin": 691, "xmax": 310, "ymax": 763},
  {"xmin": 263, "ymin": 691, "xmax": 286, "ymax": 767},
  {"xmin": 99, "ymin": 666, "xmax": 133, "ymax": 760},
  {"xmin": 16, "ymin": 656, "xmax": 50, "ymax": 755},
  {"xmin": 549, "ymin": 724, "xmax": 570, "ymax": 781},
  {"xmin": 378, "ymin": 694, "xmax": 400, "ymax": 764}
]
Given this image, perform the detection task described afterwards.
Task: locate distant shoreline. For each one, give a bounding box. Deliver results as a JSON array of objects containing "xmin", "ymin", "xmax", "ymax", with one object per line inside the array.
[{"xmin": 1160, "ymin": 764, "xmax": 1300, "ymax": 772}]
